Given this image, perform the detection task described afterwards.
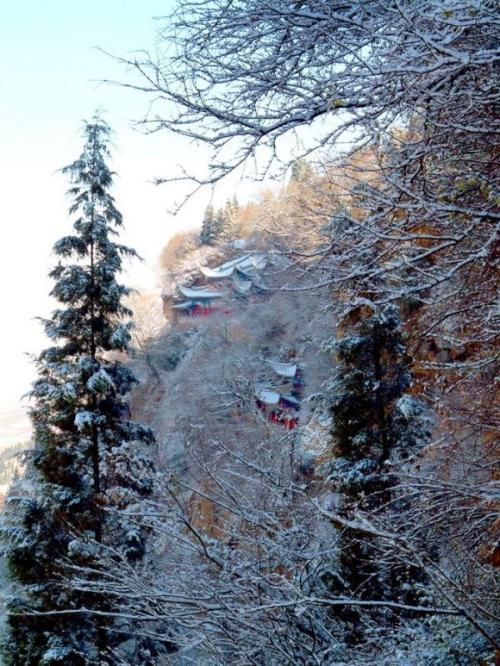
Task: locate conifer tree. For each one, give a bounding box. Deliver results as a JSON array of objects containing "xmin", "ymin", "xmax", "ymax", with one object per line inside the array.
[
  {"xmin": 220, "ymin": 197, "xmax": 237, "ymax": 242},
  {"xmin": 199, "ymin": 203, "xmax": 216, "ymax": 245},
  {"xmin": 1, "ymin": 116, "xmax": 155, "ymax": 665},
  {"xmin": 199, "ymin": 200, "xmax": 239, "ymax": 245},
  {"xmin": 213, "ymin": 206, "xmax": 227, "ymax": 243},
  {"xmin": 326, "ymin": 301, "xmax": 430, "ymax": 640}
]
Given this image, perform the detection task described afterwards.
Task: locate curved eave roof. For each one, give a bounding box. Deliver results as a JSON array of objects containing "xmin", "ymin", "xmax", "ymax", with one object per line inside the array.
[
  {"xmin": 171, "ymin": 301, "xmax": 194, "ymax": 310},
  {"xmin": 178, "ymin": 286, "xmax": 226, "ymax": 299},
  {"xmin": 232, "ymin": 273, "xmax": 253, "ymax": 294},
  {"xmin": 199, "ymin": 253, "xmax": 267, "ymax": 279},
  {"xmin": 266, "ymin": 360, "xmax": 298, "ymax": 378},
  {"xmin": 199, "ymin": 265, "xmax": 235, "ymax": 279},
  {"xmin": 255, "ymin": 389, "xmax": 281, "ymax": 406}
]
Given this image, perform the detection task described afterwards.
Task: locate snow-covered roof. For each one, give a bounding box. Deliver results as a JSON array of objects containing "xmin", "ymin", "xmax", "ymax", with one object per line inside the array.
[
  {"xmin": 199, "ymin": 264, "xmax": 236, "ymax": 279},
  {"xmin": 266, "ymin": 360, "xmax": 298, "ymax": 378},
  {"xmin": 280, "ymin": 394, "xmax": 300, "ymax": 407},
  {"xmin": 199, "ymin": 254, "xmax": 250, "ymax": 279},
  {"xmin": 255, "ymin": 389, "xmax": 281, "ymax": 405},
  {"xmin": 232, "ymin": 273, "xmax": 253, "ymax": 294},
  {"xmin": 199, "ymin": 253, "xmax": 267, "ymax": 280},
  {"xmin": 237, "ymin": 254, "xmax": 267, "ymax": 274},
  {"xmin": 178, "ymin": 286, "xmax": 226, "ymax": 299},
  {"xmin": 171, "ymin": 301, "xmax": 194, "ymax": 310}
]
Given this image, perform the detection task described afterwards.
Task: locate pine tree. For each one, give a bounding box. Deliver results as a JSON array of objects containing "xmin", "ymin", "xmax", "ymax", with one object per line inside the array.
[
  {"xmin": 290, "ymin": 158, "xmax": 313, "ymax": 182},
  {"xmin": 199, "ymin": 204, "xmax": 216, "ymax": 245},
  {"xmin": 219, "ymin": 198, "xmax": 237, "ymax": 242},
  {"xmin": 330, "ymin": 302, "xmax": 417, "ymax": 476},
  {"xmin": 213, "ymin": 206, "xmax": 226, "ymax": 243},
  {"xmin": 326, "ymin": 301, "xmax": 430, "ymax": 641},
  {"xmin": 199, "ymin": 200, "xmax": 239, "ymax": 245},
  {"xmin": 1, "ymin": 116, "xmax": 155, "ymax": 665}
]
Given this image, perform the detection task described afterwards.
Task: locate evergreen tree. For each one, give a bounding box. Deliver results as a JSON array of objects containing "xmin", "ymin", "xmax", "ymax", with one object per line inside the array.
[
  {"xmin": 290, "ymin": 158, "xmax": 313, "ymax": 182},
  {"xmin": 231, "ymin": 194, "xmax": 239, "ymax": 214},
  {"xmin": 220, "ymin": 197, "xmax": 238, "ymax": 242},
  {"xmin": 1, "ymin": 116, "xmax": 155, "ymax": 665},
  {"xmin": 199, "ymin": 204, "xmax": 216, "ymax": 245},
  {"xmin": 200, "ymin": 199, "xmax": 240, "ymax": 245},
  {"xmin": 213, "ymin": 206, "xmax": 227, "ymax": 243},
  {"xmin": 326, "ymin": 301, "xmax": 430, "ymax": 640}
]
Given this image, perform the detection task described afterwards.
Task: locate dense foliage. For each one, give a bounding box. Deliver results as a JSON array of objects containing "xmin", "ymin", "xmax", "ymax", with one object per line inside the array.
[
  {"xmin": 1, "ymin": 118, "xmax": 155, "ymax": 665},
  {"xmin": 326, "ymin": 302, "xmax": 431, "ymax": 642},
  {"xmin": 1, "ymin": 1, "xmax": 498, "ymax": 664},
  {"xmin": 116, "ymin": 0, "xmax": 498, "ymax": 660}
]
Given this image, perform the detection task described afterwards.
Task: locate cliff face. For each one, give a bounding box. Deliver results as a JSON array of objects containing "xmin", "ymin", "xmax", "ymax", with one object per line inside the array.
[
  {"xmin": 131, "ymin": 242, "xmax": 334, "ymax": 484},
  {"xmin": 123, "ymin": 229, "xmax": 497, "ymax": 664}
]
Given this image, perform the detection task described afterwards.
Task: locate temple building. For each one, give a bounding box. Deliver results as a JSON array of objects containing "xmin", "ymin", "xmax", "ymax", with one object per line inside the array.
[
  {"xmin": 170, "ymin": 285, "xmax": 228, "ymax": 318},
  {"xmin": 255, "ymin": 359, "xmax": 305, "ymax": 430},
  {"xmin": 199, "ymin": 253, "xmax": 267, "ymax": 297},
  {"xmin": 164, "ymin": 252, "xmax": 269, "ymax": 320}
]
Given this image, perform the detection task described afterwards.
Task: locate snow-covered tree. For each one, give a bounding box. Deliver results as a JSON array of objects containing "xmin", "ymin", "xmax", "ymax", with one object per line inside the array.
[
  {"xmin": 218, "ymin": 198, "xmax": 236, "ymax": 242},
  {"xmin": 199, "ymin": 203, "xmax": 218, "ymax": 245},
  {"xmin": 124, "ymin": 0, "xmax": 498, "ymax": 386},
  {"xmin": 200, "ymin": 203, "xmax": 234, "ymax": 244},
  {"xmin": 325, "ymin": 301, "xmax": 431, "ymax": 642},
  {"xmin": 1, "ymin": 116, "xmax": 155, "ymax": 665},
  {"xmin": 329, "ymin": 302, "xmax": 425, "ymax": 474},
  {"xmin": 54, "ymin": 268, "xmax": 498, "ymax": 662},
  {"xmin": 102, "ymin": 2, "xmax": 499, "ymax": 657}
]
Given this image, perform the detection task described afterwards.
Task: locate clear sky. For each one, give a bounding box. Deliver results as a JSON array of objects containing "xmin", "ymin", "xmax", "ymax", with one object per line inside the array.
[
  {"xmin": 0, "ymin": 1, "xmax": 215, "ymax": 428},
  {"xmin": 0, "ymin": 1, "xmax": 277, "ymax": 443}
]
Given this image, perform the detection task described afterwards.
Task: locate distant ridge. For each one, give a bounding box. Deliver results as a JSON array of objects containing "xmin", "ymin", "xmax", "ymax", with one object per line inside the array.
[{"xmin": 0, "ymin": 407, "xmax": 31, "ymax": 450}]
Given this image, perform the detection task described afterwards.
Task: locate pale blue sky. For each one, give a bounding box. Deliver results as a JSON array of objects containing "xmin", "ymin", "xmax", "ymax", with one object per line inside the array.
[
  {"xmin": 0, "ymin": 1, "xmax": 204, "ymax": 423},
  {"xmin": 3, "ymin": 1, "xmax": 169, "ymax": 151},
  {"xmin": 0, "ymin": 0, "xmax": 274, "ymax": 435}
]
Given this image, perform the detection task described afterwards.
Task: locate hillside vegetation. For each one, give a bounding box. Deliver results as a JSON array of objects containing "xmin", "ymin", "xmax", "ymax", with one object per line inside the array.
[
  {"xmin": 121, "ymin": 160, "xmax": 498, "ymax": 664},
  {"xmin": 2, "ymin": 2, "xmax": 498, "ymax": 664}
]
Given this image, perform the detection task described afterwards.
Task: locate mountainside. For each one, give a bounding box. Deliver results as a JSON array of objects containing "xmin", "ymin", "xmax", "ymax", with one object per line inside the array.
[
  {"xmin": 2, "ymin": 3, "xmax": 498, "ymax": 658},
  {"xmin": 120, "ymin": 206, "xmax": 497, "ymax": 663},
  {"xmin": 133, "ymin": 245, "xmax": 333, "ymax": 477},
  {"xmin": 0, "ymin": 409, "xmax": 31, "ymax": 453}
]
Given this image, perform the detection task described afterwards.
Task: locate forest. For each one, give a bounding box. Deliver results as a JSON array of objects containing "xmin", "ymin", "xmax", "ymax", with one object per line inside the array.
[{"xmin": 0, "ymin": 1, "xmax": 498, "ymax": 665}]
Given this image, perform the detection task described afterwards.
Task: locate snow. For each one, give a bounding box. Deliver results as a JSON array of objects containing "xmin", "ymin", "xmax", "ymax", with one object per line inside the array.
[
  {"xmin": 199, "ymin": 264, "xmax": 236, "ymax": 279},
  {"xmin": 171, "ymin": 300, "xmax": 194, "ymax": 310},
  {"xmin": 86, "ymin": 368, "xmax": 115, "ymax": 393},
  {"xmin": 266, "ymin": 360, "xmax": 298, "ymax": 378},
  {"xmin": 199, "ymin": 253, "xmax": 267, "ymax": 279},
  {"xmin": 255, "ymin": 388, "xmax": 281, "ymax": 405},
  {"xmin": 232, "ymin": 273, "xmax": 253, "ymax": 294},
  {"xmin": 110, "ymin": 323, "xmax": 131, "ymax": 349},
  {"xmin": 74, "ymin": 410, "xmax": 94, "ymax": 430},
  {"xmin": 178, "ymin": 285, "xmax": 226, "ymax": 299}
]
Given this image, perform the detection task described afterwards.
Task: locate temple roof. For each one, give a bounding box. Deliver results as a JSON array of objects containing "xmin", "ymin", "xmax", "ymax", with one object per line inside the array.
[
  {"xmin": 255, "ymin": 388, "xmax": 301, "ymax": 410},
  {"xmin": 178, "ymin": 285, "xmax": 226, "ymax": 299},
  {"xmin": 199, "ymin": 253, "xmax": 267, "ymax": 280},
  {"xmin": 232, "ymin": 272, "xmax": 253, "ymax": 294},
  {"xmin": 171, "ymin": 301, "xmax": 194, "ymax": 310},
  {"xmin": 255, "ymin": 388, "xmax": 281, "ymax": 405},
  {"xmin": 266, "ymin": 360, "xmax": 298, "ymax": 378},
  {"xmin": 199, "ymin": 264, "xmax": 236, "ymax": 279},
  {"xmin": 280, "ymin": 394, "xmax": 300, "ymax": 408}
]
